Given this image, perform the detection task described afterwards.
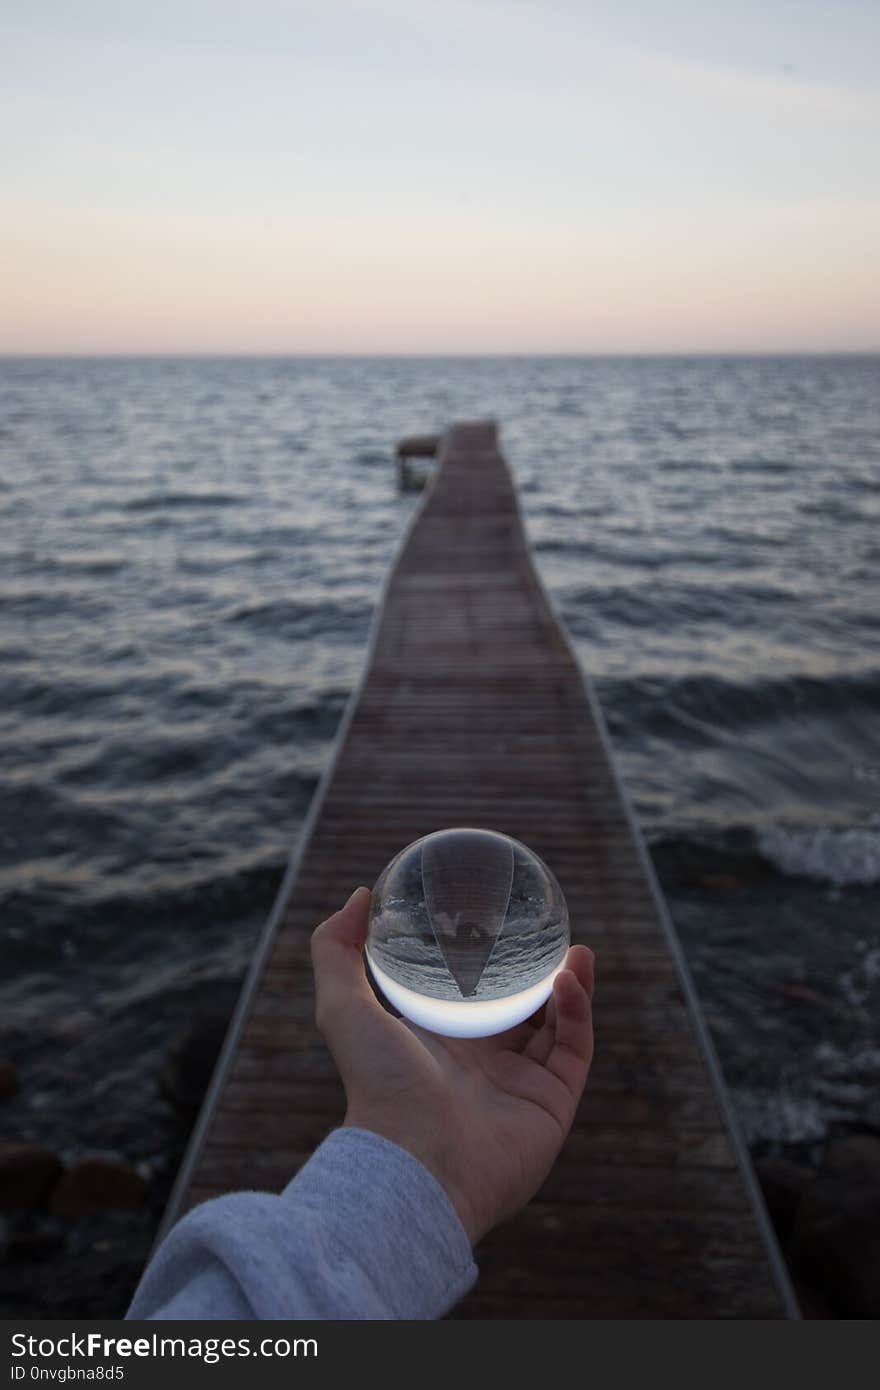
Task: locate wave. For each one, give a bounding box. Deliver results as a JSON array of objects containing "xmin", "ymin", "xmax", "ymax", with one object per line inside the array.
[
  {"xmin": 0, "ymin": 587, "xmax": 106, "ymax": 619},
  {"xmin": 17, "ymin": 553, "xmax": 128, "ymax": 577},
  {"xmin": 227, "ymin": 595, "xmax": 372, "ymax": 634},
  {"xmin": 729, "ymin": 457, "xmax": 796, "ymax": 475},
  {"xmin": 655, "ymin": 457, "xmax": 712, "ymax": 473},
  {"xmin": 797, "ymin": 498, "xmax": 868, "ymax": 523},
  {"xmin": 535, "ymin": 538, "xmax": 687, "ymax": 567},
  {"xmin": 757, "ymin": 823, "xmax": 880, "ymax": 886},
  {"xmin": 561, "ymin": 579, "xmax": 799, "ymax": 631},
  {"xmin": 733, "ymin": 1089, "xmax": 829, "ymax": 1145},
  {"xmin": 124, "ymin": 491, "xmax": 244, "ymax": 511},
  {"xmin": 617, "ymin": 821, "xmax": 880, "ymax": 899},
  {"xmin": 598, "ymin": 668, "xmax": 880, "ymax": 739},
  {"xmin": 1, "ymin": 854, "xmax": 287, "ymax": 981},
  {"xmin": 536, "ymin": 537, "xmax": 770, "ymax": 570}
]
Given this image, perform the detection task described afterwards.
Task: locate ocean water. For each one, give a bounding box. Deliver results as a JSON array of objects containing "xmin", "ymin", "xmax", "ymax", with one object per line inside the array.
[{"xmin": 1, "ymin": 355, "xmax": 879, "ymax": 1168}]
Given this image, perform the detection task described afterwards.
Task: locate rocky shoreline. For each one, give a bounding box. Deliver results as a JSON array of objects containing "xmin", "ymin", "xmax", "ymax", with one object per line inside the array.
[{"xmin": 0, "ymin": 966, "xmax": 252, "ymax": 1318}]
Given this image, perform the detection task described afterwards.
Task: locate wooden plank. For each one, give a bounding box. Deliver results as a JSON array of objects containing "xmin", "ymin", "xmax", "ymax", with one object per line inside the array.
[
  {"xmin": 191, "ymin": 1130, "xmax": 742, "ymax": 1185},
  {"xmin": 156, "ymin": 419, "xmax": 797, "ymax": 1319}
]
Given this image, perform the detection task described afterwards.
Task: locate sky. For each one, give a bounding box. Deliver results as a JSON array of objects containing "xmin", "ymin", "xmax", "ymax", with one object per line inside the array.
[{"xmin": 2, "ymin": 0, "xmax": 879, "ymax": 354}]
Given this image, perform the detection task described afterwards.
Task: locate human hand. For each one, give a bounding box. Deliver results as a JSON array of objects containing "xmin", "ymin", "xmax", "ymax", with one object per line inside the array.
[{"xmin": 310, "ymin": 885, "xmax": 595, "ymax": 1246}]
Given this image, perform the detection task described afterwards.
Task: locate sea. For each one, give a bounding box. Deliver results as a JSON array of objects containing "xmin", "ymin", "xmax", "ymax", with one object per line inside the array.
[{"xmin": 1, "ymin": 355, "xmax": 878, "ymax": 1194}]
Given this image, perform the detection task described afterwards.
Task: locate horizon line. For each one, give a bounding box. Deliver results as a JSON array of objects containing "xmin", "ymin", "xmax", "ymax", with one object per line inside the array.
[{"xmin": 2, "ymin": 348, "xmax": 879, "ymax": 361}]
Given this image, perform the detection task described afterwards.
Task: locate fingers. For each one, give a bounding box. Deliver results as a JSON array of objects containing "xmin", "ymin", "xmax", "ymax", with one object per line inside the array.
[
  {"xmin": 544, "ymin": 959, "xmax": 594, "ymax": 1100},
  {"xmin": 314, "ymin": 886, "xmax": 372, "ymax": 950},
  {"xmin": 522, "ymin": 945, "xmax": 594, "ymax": 1066},
  {"xmin": 565, "ymin": 944, "xmax": 595, "ymax": 1001},
  {"xmin": 310, "ymin": 886, "xmax": 376, "ymax": 1036},
  {"xmin": 521, "ymin": 990, "xmax": 556, "ymax": 1064}
]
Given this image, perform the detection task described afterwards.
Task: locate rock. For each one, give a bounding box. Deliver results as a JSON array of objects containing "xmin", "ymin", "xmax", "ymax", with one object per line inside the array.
[
  {"xmin": 698, "ymin": 873, "xmax": 744, "ymax": 892},
  {"xmin": 0, "ymin": 1062, "xmax": 18, "ymax": 1100},
  {"xmin": 755, "ymin": 1158, "xmax": 811, "ymax": 1246},
  {"xmin": 49, "ymin": 1158, "xmax": 148, "ymax": 1217},
  {"xmin": 780, "ymin": 982, "xmax": 824, "ymax": 1006},
  {"xmin": 6, "ymin": 1214, "xmax": 66, "ymax": 1262},
  {"xmin": 0, "ymin": 1144, "xmax": 63, "ymax": 1211},
  {"xmin": 790, "ymin": 1134, "xmax": 880, "ymax": 1318},
  {"xmin": 160, "ymin": 1009, "xmax": 231, "ymax": 1111}
]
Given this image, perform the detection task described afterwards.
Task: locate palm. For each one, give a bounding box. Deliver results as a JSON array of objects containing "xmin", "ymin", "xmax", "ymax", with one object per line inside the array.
[
  {"xmin": 410, "ymin": 1023, "xmax": 577, "ymax": 1230},
  {"xmin": 319, "ymin": 926, "xmax": 595, "ymax": 1244}
]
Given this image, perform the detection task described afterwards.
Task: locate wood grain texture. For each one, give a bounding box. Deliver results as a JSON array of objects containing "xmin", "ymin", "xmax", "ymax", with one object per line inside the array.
[{"xmin": 159, "ymin": 420, "xmax": 796, "ymax": 1318}]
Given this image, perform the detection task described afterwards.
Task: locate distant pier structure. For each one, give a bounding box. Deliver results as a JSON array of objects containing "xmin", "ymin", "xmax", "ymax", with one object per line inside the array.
[
  {"xmin": 396, "ymin": 432, "xmax": 441, "ymax": 491},
  {"xmin": 158, "ymin": 421, "xmax": 799, "ymax": 1318}
]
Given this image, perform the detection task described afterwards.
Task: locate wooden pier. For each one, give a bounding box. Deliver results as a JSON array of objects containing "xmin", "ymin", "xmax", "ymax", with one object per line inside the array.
[{"xmin": 160, "ymin": 421, "xmax": 798, "ymax": 1318}]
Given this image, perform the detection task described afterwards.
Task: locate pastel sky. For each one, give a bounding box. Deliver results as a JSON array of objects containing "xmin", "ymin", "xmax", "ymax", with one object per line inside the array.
[{"xmin": 2, "ymin": 0, "xmax": 879, "ymax": 354}]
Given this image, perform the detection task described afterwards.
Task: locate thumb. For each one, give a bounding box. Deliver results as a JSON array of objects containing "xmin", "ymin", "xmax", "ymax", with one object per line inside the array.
[{"xmin": 310, "ymin": 886, "xmax": 376, "ymax": 1038}]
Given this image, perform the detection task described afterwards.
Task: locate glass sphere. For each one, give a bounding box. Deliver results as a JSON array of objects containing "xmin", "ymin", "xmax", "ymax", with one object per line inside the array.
[{"xmin": 365, "ymin": 827, "xmax": 570, "ymax": 1038}]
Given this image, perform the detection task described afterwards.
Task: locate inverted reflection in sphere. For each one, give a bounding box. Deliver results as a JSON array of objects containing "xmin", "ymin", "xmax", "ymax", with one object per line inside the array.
[{"xmin": 365, "ymin": 827, "xmax": 570, "ymax": 1038}]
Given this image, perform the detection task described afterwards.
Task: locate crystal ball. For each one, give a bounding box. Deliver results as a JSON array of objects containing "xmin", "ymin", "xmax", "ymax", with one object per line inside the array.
[{"xmin": 365, "ymin": 827, "xmax": 570, "ymax": 1038}]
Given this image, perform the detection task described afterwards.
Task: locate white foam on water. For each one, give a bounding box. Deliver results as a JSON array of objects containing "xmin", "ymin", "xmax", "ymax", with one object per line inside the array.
[
  {"xmin": 815, "ymin": 1039, "xmax": 880, "ymax": 1078},
  {"xmin": 840, "ymin": 946, "xmax": 880, "ymax": 1010},
  {"xmin": 736, "ymin": 1036, "xmax": 880, "ymax": 1145},
  {"xmin": 757, "ymin": 822, "xmax": 880, "ymax": 886},
  {"xmin": 733, "ymin": 1088, "xmax": 831, "ymax": 1145}
]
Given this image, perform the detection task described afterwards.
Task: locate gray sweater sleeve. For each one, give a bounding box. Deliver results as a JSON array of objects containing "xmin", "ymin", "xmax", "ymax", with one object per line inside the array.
[{"xmin": 126, "ymin": 1127, "xmax": 478, "ymax": 1320}]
